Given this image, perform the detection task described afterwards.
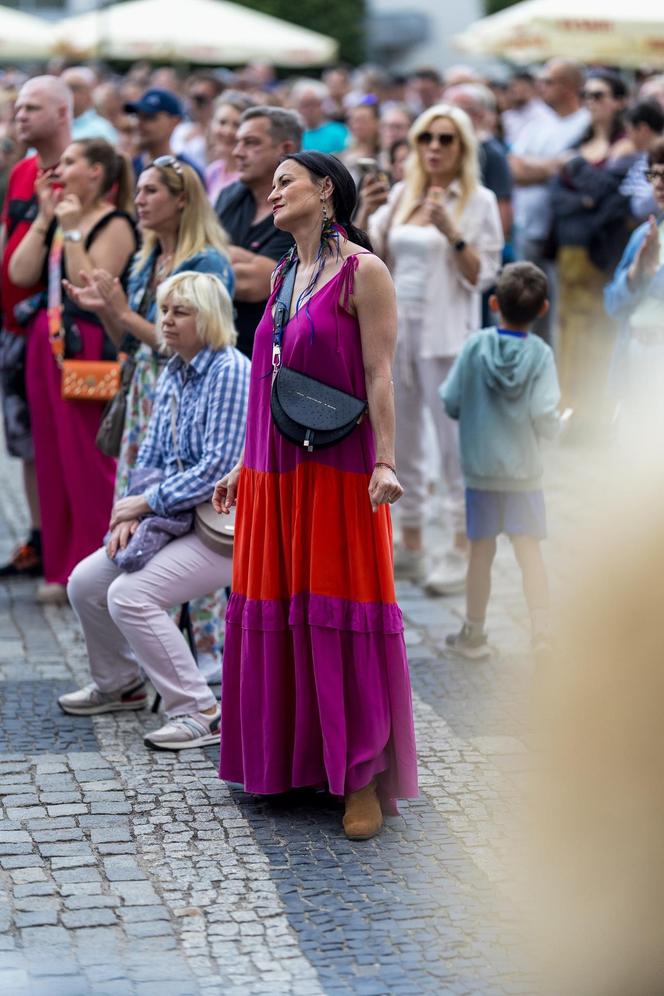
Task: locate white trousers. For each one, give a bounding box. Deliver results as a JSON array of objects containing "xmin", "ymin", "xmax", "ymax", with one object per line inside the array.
[
  {"xmin": 67, "ymin": 533, "xmax": 233, "ymax": 717},
  {"xmin": 394, "ymin": 309, "xmax": 464, "ymax": 534}
]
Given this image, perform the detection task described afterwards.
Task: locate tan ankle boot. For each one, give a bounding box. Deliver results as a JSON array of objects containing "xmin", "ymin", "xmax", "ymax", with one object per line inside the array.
[{"xmin": 343, "ymin": 780, "xmax": 383, "ymax": 840}]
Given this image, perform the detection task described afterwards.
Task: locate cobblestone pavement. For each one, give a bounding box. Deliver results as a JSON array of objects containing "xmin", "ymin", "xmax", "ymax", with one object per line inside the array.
[{"xmin": 0, "ymin": 435, "xmax": 590, "ymax": 995}]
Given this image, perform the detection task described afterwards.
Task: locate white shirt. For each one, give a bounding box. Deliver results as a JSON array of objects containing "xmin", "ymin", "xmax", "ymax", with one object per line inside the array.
[
  {"xmin": 503, "ymin": 99, "xmax": 556, "ymax": 147},
  {"xmin": 512, "ymin": 107, "xmax": 590, "ymax": 242},
  {"xmin": 371, "ymin": 180, "xmax": 504, "ymax": 357}
]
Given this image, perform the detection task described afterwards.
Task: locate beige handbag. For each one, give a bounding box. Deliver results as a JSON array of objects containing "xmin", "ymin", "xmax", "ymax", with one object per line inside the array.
[{"xmin": 194, "ymin": 501, "xmax": 235, "ymax": 557}]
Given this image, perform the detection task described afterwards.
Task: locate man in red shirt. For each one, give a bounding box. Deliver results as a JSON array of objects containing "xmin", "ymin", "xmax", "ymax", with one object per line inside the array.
[{"xmin": 0, "ymin": 76, "xmax": 72, "ymax": 577}]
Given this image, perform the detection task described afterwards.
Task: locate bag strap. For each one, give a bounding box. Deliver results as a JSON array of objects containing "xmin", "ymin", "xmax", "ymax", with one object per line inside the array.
[
  {"xmin": 271, "ymin": 260, "xmax": 297, "ymax": 372},
  {"xmin": 47, "ymin": 225, "xmax": 65, "ymax": 367},
  {"xmin": 169, "ymin": 392, "xmax": 184, "ymax": 474}
]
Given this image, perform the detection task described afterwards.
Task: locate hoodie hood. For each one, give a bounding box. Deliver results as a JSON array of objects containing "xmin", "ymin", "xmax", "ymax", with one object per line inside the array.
[{"xmin": 479, "ymin": 329, "xmax": 546, "ymax": 400}]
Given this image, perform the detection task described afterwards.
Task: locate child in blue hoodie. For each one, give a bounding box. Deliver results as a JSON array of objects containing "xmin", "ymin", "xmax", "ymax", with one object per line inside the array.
[{"xmin": 439, "ymin": 262, "xmax": 561, "ymax": 659}]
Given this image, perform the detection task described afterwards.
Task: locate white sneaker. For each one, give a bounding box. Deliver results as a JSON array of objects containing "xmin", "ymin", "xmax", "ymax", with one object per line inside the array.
[
  {"xmin": 144, "ymin": 707, "xmax": 221, "ymax": 751},
  {"xmin": 393, "ymin": 544, "xmax": 427, "ymax": 582},
  {"xmin": 424, "ymin": 549, "xmax": 467, "ymax": 596}
]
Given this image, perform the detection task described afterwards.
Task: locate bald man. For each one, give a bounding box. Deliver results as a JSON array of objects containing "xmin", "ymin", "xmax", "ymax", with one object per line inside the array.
[
  {"xmin": 0, "ymin": 76, "xmax": 72, "ymax": 579},
  {"xmin": 62, "ymin": 66, "xmax": 118, "ymax": 144}
]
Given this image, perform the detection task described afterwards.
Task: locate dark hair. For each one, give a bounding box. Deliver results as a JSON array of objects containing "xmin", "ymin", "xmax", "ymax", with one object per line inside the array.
[
  {"xmin": 579, "ymin": 71, "xmax": 629, "ymax": 146},
  {"xmin": 626, "ymin": 100, "xmax": 664, "ymax": 135},
  {"xmin": 389, "ymin": 138, "xmax": 409, "ymax": 164},
  {"xmin": 240, "ymin": 105, "xmax": 303, "ymax": 148},
  {"xmin": 495, "ymin": 262, "xmax": 548, "ymax": 326},
  {"xmin": 282, "ymin": 151, "xmax": 373, "ymax": 251},
  {"xmin": 648, "ymin": 136, "xmax": 664, "ymax": 167},
  {"xmin": 75, "ymin": 138, "xmax": 134, "ymax": 215},
  {"xmin": 409, "ymin": 67, "xmax": 442, "ymax": 86}
]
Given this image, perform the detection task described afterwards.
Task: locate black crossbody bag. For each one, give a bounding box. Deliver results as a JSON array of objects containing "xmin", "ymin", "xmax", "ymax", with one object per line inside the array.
[{"xmin": 270, "ymin": 261, "xmax": 368, "ymax": 452}]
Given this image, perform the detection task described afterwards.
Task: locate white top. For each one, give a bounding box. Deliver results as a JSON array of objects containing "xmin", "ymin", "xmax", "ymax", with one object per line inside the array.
[
  {"xmin": 370, "ymin": 180, "xmax": 504, "ymax": 358},
  {"xmin": 389, "ymin": 225, "xmax": 440, "ymax": 302},
  {"xmin": 512, "ymin": 107, "xmax": 590, "ymax": 242},
  {"xmin": 502, "ymin": 98, "xmax": 556, "ymax": 148}
]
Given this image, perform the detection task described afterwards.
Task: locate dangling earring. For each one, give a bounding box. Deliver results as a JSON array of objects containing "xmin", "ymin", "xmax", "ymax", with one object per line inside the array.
[{"xmin": 320, "ymin": 195, "xmax": 336, "ymax": 247}]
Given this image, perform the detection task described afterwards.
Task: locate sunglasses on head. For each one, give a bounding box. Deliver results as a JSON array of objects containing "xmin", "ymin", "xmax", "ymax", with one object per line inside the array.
[
  {"xmin": 645, "ymin": 168, "xmax": 664, "ymax": 183},
  {"xmin": 151, "ymin": 154, "xmax": 184, "ymax": 177},
  {"xmin": 416, "ymin": 131, "xmax": 456, "ymax": 147}
]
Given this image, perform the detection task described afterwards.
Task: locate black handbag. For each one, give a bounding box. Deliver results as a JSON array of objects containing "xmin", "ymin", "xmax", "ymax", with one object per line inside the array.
[
  {"xmin": 95, "ymin": 351, "xmax": 136, "ymax": 457},
  {"xmin": 270, "ymin": 261, "xmax": 367, "ymax": 452}
]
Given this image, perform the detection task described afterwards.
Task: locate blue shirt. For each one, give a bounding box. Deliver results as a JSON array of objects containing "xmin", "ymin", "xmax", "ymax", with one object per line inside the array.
[
  {"xmin": 126, "ymin": 247, "xmax": 234, "ymax": 327},
  {"xmin": 138, "ymin": 345, "xmax": 250, "ymax": 516}
]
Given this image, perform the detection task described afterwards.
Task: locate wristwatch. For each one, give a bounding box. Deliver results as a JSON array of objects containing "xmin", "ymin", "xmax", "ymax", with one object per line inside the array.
[
  {"xmin": 63, "ymin": 230, "xmax": 82, "ymax": 243},
  {"xmin": 452, "ymin": 237, "xmax": 466, "ymax": 252}
]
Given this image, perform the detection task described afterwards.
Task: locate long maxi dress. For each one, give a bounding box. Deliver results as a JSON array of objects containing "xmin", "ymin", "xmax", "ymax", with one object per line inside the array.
[{"xmin": 220, "ymin": 253, "xmax": 418, "ymax": 811}]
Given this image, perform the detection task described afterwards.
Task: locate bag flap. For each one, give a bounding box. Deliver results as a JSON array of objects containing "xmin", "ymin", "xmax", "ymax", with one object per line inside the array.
[
  {"xmin": 195, "ymin": 501, "xmax": 235, "ymax": 539},
  {"xmin": 274, "ymin": 366, "xmax": 366, "ymax": 432}
]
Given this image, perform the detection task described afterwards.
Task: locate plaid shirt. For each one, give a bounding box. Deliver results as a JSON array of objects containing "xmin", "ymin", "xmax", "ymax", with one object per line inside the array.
[{"xmin": 139, "ymin": 345, "xmax": 250, "ymax": 517}]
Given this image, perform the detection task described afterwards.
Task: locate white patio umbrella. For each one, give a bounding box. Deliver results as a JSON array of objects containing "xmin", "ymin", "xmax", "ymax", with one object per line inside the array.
[
  {"xmin": 0, "ymin": 5, "xmax": 53, "ymax": 61},
  {"xmin": 51, "ymin": 0, "xmax": 337, "ymax": 67},
  {"xmin": 454, "ymin": 0, "xmax": 664, "ymax": 69}
]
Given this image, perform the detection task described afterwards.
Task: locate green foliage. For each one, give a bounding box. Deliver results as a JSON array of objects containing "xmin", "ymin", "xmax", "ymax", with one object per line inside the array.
[
  {"xmin": 484, "ymin": 0, "xmax": 522, "ymax": 14},
  {"xmin": 239, "ymin": 0, "xmax": 366, "ymax": 66}
]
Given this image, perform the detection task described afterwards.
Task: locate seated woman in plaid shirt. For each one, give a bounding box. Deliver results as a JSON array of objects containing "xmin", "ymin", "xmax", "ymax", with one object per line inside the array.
[{"xmin": 59, "ymin": 271, "xmax": 250, "ymax": 751}]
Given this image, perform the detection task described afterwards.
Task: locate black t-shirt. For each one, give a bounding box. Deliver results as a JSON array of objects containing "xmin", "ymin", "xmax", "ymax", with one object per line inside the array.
[
  {"xmin": 479, "ymin": 138, "xmax": 513, "ymax": 202},
  {"xmin": 216, "ymin": 181, "xmax": 293, "ymax": 358}
]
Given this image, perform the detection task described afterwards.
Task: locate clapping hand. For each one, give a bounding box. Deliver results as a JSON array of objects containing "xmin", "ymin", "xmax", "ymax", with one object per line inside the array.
[
  {"xmin": 55, "ymin": 193, "xmax": 83, "ymax": 232},
  {"xmin": 34, "ymin": 171, "xmax": 57, "ymax": 225}
]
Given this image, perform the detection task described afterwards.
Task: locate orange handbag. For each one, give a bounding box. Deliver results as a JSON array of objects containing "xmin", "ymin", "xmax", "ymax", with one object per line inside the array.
[{"xmin": 60, "ymin": 358, "xmax": 121, "ymax": 402}]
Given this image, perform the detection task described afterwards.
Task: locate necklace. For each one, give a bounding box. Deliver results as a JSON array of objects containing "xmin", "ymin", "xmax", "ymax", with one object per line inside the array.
[{"xmin": 155, "ymin": 250, "xmax": 174, "ymax": 282}]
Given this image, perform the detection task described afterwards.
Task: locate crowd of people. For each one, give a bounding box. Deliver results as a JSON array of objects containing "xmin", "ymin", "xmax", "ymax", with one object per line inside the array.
[{"xmin": 0, "ymin": 54, "xmax": 662, "ymax": 838}]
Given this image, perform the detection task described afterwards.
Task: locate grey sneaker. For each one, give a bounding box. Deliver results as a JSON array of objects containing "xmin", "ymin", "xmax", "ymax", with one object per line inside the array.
[
  {"xmin": 393, "ymin": 544, "xmax": 427, "ymax": 582},
  {"xmin": 445, "ymin": 623, "xmax": 490, "ymax": 661},
  {"xmin": 144, "ymin": 707, "xmax": 221, "ymax": 751},
  {"xmin": 58, "ymin": 678, "xmax": 147, "ymax": 716}
]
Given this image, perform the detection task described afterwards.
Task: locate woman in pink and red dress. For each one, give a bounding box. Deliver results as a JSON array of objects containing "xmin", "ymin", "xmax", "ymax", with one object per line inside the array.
[{"xmin": 213, "ymin": 152, "xmax": 418, "ymax": 840}]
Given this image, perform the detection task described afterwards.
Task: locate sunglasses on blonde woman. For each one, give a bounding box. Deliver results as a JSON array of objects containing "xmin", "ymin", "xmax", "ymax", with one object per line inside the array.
[
  {"xmin": 151, "ymin": 154, "xmax": 184, "ymax": 176},
  {"xmin": 416, "ymin": 132, "xmax": 456, "ymax": 147}
]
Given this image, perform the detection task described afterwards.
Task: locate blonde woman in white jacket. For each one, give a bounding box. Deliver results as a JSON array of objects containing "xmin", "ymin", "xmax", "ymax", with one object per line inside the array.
[{"xmin": 357, "ymin": 104, "xmax": 503, "ymax": 594}]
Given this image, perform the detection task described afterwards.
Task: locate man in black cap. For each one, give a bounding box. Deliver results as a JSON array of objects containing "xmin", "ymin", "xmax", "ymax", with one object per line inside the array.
[{"xmin": 124, "ymin": 88, "xmax": 205, "ymax": 184}]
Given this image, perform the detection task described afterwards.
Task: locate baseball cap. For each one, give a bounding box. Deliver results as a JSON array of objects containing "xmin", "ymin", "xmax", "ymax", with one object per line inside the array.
[{"xmin": 124, "ymin": 88, "xmax": 183, "ymax": 118}]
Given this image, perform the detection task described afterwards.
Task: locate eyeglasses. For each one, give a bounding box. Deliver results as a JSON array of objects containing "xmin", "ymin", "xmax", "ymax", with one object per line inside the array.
[
  {"xmin": 416, "ymin": 131, "xmax": 457, "ymax": 147},
  {"xmin": 191, "ymin": 93, "xmax": 211, "ymax": 106},
  {"xmin": 645, "ymin": 168, "xmax": 664, "ymax": 183},
  {"xmin": 582, "ymin": 90, "xmax": 609, "ymax": 102},
  {"xmin": 151, "ymin": 155, "xmax": 184, "ymax": 176}
]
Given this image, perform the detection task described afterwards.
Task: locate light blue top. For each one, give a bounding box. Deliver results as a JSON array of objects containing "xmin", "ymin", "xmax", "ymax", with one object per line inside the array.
[
  {"xmin": 71, "ymin": 108, "xmax": 118, "ymax": 145},
  {"xmin": 139, "ymin": 345, "xmax": 250, "ymax": 516},
  {"xmin": 440, "ymin": 328, "xmax": 560, "ymax": 492},
  {"xmin": 302, "ymin": 121, "xmax": 349, "ymax": 154},
  {"xmin": 604, "ymin": 218, "xmax": 664, "ymax": 391}
]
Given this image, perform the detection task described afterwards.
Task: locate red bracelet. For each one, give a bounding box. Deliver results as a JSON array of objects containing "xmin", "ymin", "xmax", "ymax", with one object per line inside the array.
[{"xmin": 374, "ymin": 461, "xmax": 396, "ymax": 474}]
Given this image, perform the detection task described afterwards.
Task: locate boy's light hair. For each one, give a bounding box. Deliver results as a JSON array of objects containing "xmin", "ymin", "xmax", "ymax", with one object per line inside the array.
[
  {"xmin": 395, "ymin": 103, "xmax": 479, "ymax": 225},
  {"xmin": 156, "ymin": 271, "xmax": 237, "ymax": 350}
]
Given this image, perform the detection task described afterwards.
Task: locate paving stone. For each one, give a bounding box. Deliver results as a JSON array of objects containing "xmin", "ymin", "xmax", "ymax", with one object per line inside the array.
[{"xmin": 61, "ymin": 909, "xmax": 118, "ymax": 929}]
